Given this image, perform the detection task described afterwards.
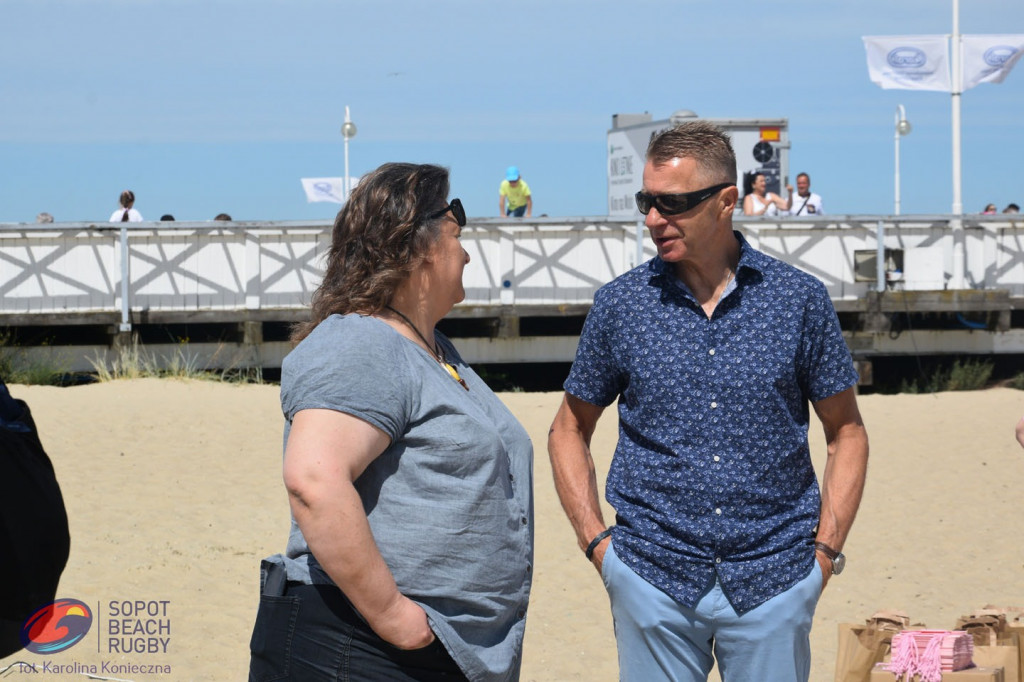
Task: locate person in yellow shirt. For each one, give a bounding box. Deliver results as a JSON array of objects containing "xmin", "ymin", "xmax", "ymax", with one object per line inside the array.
[{"xmin": 499, "ymin": 166, "xmax": 533, "ymax": 217}]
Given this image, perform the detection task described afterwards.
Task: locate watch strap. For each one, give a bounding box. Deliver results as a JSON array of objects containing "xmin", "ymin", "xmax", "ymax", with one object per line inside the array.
[
  {"xmin": 814, "ymin": 541, "xmax": 841, "ymax": 560},
  {"xmin": 585, "ymin": 528, "xmax": 613, "ymax": 560}
]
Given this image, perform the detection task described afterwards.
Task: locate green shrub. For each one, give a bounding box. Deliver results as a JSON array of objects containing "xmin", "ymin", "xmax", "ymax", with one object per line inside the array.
[
  {"xmin": 945, "ymin": 358, "xmax": 993, "ymax": 391},
  {"xmin": 0, "ymin": 332, "xmax": 70, "ymax": 385},
  {"xmin": 899, "ymin": 358, "xmax": 994, "ymax": 394}
]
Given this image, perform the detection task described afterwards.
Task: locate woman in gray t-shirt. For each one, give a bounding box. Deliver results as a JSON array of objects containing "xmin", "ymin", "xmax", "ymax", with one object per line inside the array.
[{"xmin": 248, "ymin": 163, "xmax": 533, "ymax": 682}]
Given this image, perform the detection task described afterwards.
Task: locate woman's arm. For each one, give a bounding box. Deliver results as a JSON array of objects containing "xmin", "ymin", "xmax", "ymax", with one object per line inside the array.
[{"xmin": 283, "ymin": 408, "xmax": 435, "ymax": 650}]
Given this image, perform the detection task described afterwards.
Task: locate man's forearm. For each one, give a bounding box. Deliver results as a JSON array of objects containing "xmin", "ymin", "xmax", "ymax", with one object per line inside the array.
[
  {"xmin": 549, "ymin": 428, "xmax": 607, "ymax": 550},
  {"xmin": 816, "ymin": 423, "xmax": 869, "ymax": 549}
]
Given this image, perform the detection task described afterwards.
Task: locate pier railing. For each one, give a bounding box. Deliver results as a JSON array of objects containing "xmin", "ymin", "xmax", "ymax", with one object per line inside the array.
[{"xmin": 2, "ymin": 215, "xmax": 1023, "ymax": 325}]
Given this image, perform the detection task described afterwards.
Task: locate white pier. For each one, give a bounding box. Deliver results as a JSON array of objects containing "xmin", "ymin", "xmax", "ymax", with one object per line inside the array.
[{"xmin": 1, "ymin": 215, "xmax": 1022, "ymax": 376}]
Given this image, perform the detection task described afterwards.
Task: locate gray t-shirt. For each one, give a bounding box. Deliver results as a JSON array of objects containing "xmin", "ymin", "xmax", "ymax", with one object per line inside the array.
[{"xmin": 270, "ymin": 314, "xmax": 533, "ymax": 682}]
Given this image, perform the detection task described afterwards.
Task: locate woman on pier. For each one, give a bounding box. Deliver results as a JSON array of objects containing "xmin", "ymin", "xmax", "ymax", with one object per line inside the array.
[
  {"xmin": 742, "ymin": 172, "xmax": 788, "ymax": 217},
  {"xmin": 108, "ymin": 190, "xmax": 143, "ymax": 222}
]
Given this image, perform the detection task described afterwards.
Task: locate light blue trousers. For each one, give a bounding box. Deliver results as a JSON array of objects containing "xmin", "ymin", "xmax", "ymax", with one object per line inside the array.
[{"xmin": 601, "ymin": 542, "xmax": 822, "ymax": 682}]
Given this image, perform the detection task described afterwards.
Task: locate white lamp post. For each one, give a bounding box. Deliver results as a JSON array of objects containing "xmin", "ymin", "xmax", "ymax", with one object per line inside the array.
[
  {"xmin": 341, "ymin": 106, "xmax": 358, "ymax": 201},
  {"xmin": 894, "ymin": 104, "xmax": 912, "ymax": 215}
]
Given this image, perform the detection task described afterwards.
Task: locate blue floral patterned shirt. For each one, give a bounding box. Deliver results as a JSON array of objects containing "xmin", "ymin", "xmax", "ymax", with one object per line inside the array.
[{"xmin": 564, "ymin": 232, "xmax": 857, "ymax": 614}]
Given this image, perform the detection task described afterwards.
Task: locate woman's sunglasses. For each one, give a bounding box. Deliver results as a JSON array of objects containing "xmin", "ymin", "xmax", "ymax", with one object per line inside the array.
[
  {"xmin": 634, "ymin": 183, "xmax": 734, "ymax": 216},
  {"xmin": 426, "ymin": 198, "xmax": 466, "ymax": 227}
]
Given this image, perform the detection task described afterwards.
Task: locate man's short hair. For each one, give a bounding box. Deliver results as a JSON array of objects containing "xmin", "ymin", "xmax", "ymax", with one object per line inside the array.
[
  {"xmin": 797, "ymin": 172, "xmax": 810, "ymax": 182},
  {"xmin": 646, "ymin": 121, "xmax": 737, "ymax": 184}
]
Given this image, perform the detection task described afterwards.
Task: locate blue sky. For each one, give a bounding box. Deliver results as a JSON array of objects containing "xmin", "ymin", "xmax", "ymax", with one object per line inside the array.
[{"xmin": 1, "ymin": 0, "xmax": 1021, "ymax": 222}]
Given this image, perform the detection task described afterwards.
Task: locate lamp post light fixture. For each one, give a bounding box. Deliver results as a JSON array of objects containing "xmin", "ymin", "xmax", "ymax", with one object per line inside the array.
[
  {"xmin": 341, "ymin": 105, "xmax": 358, "ymax": 201},
  {"xmin": 894, "ymin": 104, "xmax": 912, "ymax": 216}
]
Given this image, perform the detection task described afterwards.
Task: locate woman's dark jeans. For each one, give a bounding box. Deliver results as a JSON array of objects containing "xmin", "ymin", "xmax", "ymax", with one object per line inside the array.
[{"xmin": 249, "ymin": 572, "xmax": 466, "ymax": 682}]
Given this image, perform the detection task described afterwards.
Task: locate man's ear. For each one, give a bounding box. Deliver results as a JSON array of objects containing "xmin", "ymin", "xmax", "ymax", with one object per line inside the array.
[{"xmin": 719, "ymin": 185, "xmax": 739, "ymax": 217}]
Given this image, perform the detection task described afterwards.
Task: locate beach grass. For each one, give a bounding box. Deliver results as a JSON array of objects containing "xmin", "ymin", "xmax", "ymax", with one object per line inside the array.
[{"xmin": 0, "ymin": 332, "xmax": 70, "ymax": 386}]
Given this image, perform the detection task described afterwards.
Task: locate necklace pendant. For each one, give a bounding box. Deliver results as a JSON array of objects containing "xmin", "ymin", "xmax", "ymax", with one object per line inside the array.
[{"xmin": 444, "ymin": 362, "xmax": 470, "ymax": 390}]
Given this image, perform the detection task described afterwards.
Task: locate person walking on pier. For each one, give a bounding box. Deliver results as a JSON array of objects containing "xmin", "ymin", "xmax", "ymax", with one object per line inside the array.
[
  {"xmin": 499, "ymin": 166, "xmax": 532, "ymax": 218},
  {"xmin": 548, "ymin": 121, "xmax": 869, "ymax": 682},
  {"xmin": 109, "ymin": 190, "xmax": 143, "ymax": 222}
]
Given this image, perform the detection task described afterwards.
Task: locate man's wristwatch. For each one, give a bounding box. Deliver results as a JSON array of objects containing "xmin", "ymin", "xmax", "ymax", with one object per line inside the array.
[{"xmin": 814, "ymin": 542, "xmax": 846, "ymax": 575}]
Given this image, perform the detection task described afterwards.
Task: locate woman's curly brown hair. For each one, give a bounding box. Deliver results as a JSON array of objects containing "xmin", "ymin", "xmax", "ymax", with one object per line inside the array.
[{"xmin": 291, "ymin": 163, "xmax": 451, "ymax": 343}]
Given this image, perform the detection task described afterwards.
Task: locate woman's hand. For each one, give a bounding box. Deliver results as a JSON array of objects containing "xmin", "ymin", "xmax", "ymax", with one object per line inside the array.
[{"xmin": 371, "ymin": 595, "xmax": 436, "ymax": 650}]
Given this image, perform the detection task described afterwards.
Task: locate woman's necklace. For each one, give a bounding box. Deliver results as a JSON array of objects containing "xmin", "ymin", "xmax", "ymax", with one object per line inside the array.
[{"xmin": 384, "ymin": 305, "xmax": 469, "ymax": 391}]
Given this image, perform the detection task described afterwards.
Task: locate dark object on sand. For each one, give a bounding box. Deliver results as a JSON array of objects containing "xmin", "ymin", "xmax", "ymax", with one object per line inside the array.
[{"xmin": 0, "ymin": 381, "xmax": 71, "ymax": 657}]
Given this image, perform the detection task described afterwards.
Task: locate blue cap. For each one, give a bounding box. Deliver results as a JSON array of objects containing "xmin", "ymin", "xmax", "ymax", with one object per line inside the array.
[{"xmin": 506, "ymin": 166, "xmax": 520, "ymax": 182}]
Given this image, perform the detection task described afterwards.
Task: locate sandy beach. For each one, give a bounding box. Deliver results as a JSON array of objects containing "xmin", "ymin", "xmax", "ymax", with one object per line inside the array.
[{"xmin": 2, "ymin": 379, "xmax": 1023, "ymax": 681}]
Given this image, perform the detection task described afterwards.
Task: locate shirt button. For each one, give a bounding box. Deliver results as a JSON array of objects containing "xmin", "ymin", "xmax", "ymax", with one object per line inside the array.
[
  {"xmin": 708, "ymin": 348, "xmax": 716, "ymax": 356},
  {"xmin": 715, "ymin": 508, "xmax": 722, "ymax": 515},
  {"xmin": 710, "ymin": 401, "xmax": 718, "ymax": 408},
  {"xmin": 715, "ymin": 557, "xmax": 722, "ymax": 564},
  {"xmin": 521, "ymin": 517, "xmax": 528, "ymax": 525},
  {"xmin": 713, "ymin": 455, "xmax": 721, "ymax": 462},
  {"xmin": 517, "ymin": 609, "xmax": 526, "ymax": 619},
  {"xmin": 509, "ymin": 473, "xmax": 514, "ymax": 482},
  {"xmin": 526, "ymin": 563, "xmax": 532, "ymax": 573}
]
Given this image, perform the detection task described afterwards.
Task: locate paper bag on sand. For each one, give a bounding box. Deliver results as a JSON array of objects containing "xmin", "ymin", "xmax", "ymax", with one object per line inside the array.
[
  {"xmin": 957, "ymin": 611, "xmax": 1022, "ymax": 682},
  {"xmin": 869, "ymin": 662, "xmax": 1005, "ymax": 681},
  {"xmin": 836, "ymin": 610, "xmax": 913, "ymax": 682},
  {"xmin": 983, "ymin": 606, "xmax": 1024, "ymax": 640}
]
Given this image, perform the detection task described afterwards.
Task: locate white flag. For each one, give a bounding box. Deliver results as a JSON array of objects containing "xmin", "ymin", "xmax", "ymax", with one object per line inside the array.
[
  {"xmin": 863, "ymin": 35, "xmax": 951, "ymax": 91},
  {"xmin": 961, "ymin": 34, "xmax": 1024, "ymax": 91},
  {"xmin": 300, "ymin": 177, "xmax": 345, "ymax": 204}
]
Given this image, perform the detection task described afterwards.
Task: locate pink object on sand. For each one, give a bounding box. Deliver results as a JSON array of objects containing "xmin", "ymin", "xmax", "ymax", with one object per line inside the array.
[{"xmin": 887, "ymin": 630, "xmax": 974, "ymax": 682}]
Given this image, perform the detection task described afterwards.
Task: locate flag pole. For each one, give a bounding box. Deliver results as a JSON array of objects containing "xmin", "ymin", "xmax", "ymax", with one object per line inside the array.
[
  {"xmin": 950, "ymin": 0, "xmax": 965, "ymax": 288},
  {"xmin": 341, "ymin": 106, "xmax": 358, "ymax": 202},
  {"xmin": 951, "ymin": 0, "xmax": 963, "ymax": 214},
  {"xmin": 344, "ymin": 106, "xmax": 352, "ymax": 201}
]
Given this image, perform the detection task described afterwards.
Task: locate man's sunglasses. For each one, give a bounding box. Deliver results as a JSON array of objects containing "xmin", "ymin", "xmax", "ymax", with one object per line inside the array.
[
  {"xmin": 634, "ymin": 183, "xmax": 734, "ymax": 216},
  {"xmin": 426, "ymin": 197, "xmax": 466, "ymax": 227}
]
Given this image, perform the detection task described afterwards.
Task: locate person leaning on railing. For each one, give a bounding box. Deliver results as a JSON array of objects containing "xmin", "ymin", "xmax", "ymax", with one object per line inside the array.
[{"xmin": 109, "ymin": 190, "xmax": 143, "ymax": 222}]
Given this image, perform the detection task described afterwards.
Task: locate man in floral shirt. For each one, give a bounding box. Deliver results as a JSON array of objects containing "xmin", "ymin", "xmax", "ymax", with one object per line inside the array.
[{"xmin": 548, "ymin": 121, "xmax": 869, "ymax": 682}]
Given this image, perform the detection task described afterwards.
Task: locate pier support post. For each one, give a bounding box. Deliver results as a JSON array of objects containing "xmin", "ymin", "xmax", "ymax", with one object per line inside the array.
[
  {"xmin": 239, "ymin": 321, "xmax": 263, "ymax": 368},
  {"xmin": 497, "ymin": 315, "xmax": 520, "ymax": 339}
]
